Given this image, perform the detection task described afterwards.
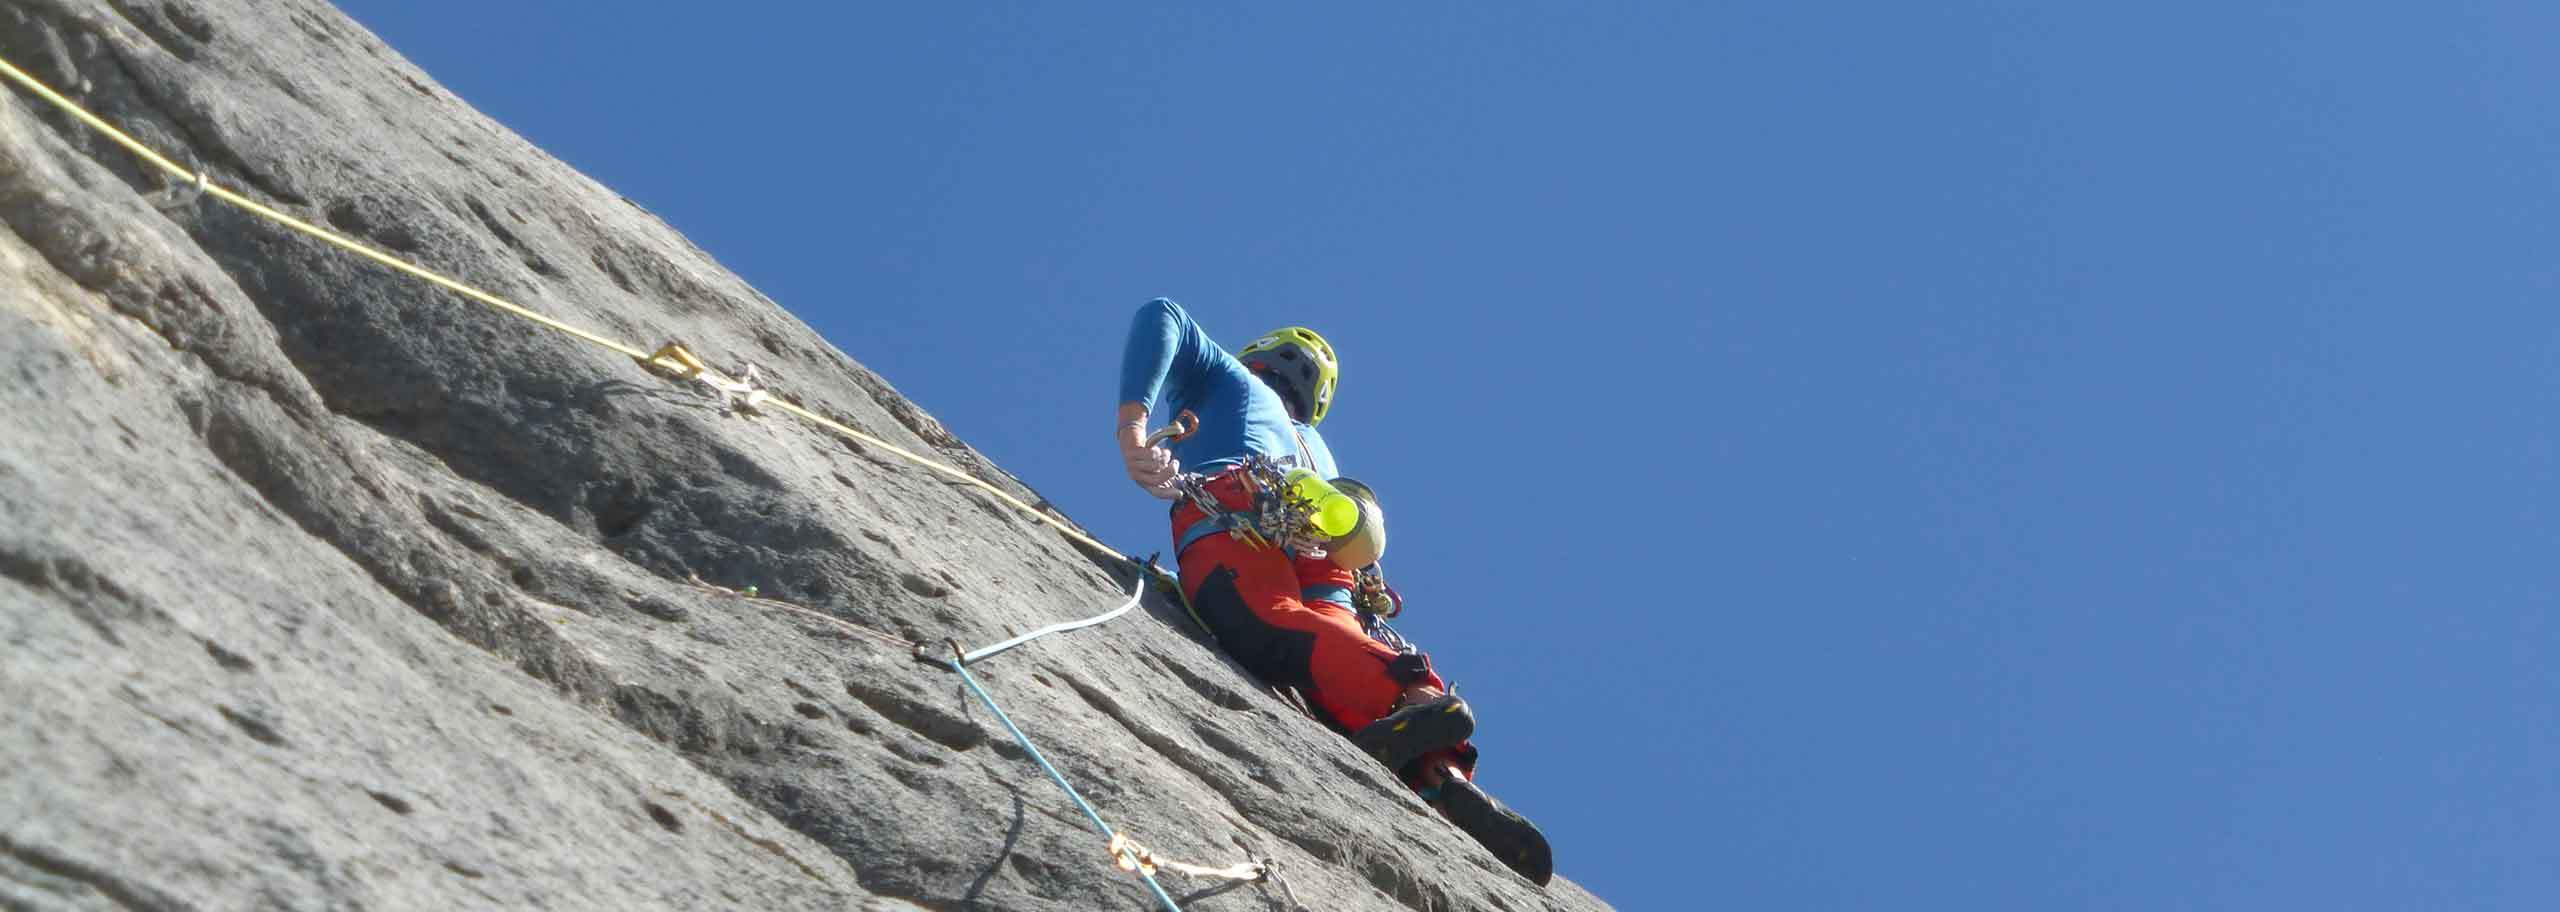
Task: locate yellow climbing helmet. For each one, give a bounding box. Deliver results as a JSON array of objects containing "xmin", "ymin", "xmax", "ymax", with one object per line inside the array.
[{"xmin": 1237, "ymin": 326, "xmax": 1339, "ymax": 425}]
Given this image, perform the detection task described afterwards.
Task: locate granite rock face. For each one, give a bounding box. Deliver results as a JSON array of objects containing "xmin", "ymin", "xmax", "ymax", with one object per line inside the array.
[{"xmin": 0, "ymin": 2, "xmax": 1611, "ymax": 909}]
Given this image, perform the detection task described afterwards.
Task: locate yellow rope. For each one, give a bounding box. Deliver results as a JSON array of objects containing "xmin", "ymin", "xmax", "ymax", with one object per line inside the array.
[
  {"xmin": 0, "ymin": 52, "xmax": 1299, "ymax": 904},
  {"xmin": 0, "ymin": 52, "xmax": 1131, "ymax": 566},
  {"xmin": 684, "ymin": 574, "xmax": 915, "ymax": 649}
]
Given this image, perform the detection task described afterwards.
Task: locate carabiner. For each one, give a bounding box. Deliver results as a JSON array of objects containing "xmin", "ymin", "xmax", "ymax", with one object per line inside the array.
[{"xmin": 1144, "ymin": 409, "xmax": 1200, "ymax": 448}]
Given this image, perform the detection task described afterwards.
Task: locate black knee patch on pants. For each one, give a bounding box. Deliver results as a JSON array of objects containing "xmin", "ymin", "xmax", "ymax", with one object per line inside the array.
[
  {"xmin": 1191, "ymin": 565, "xmax": 1320, "ymax": 695},
  {"xmin": 1385, "ymin": 650, "xmax": 1433, "ymax": 686}
]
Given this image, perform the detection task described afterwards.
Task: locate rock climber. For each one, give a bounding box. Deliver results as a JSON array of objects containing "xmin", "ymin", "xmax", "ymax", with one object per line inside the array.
[{"xmin": 1113, "ymin": 297, "xmax": 1551, "ymax": 885}]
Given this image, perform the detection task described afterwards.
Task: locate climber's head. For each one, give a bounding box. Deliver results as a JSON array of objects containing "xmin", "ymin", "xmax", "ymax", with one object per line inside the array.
[{"xmin": 1237, "ymin": 326, "xmax": 1338, "ymax": 426}]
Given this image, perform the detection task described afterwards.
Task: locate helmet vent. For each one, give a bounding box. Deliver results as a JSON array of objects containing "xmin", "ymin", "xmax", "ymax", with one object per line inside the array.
[{"xmin": 1238, "ymin": 325, "xmax": 1339, "ymax": 426}]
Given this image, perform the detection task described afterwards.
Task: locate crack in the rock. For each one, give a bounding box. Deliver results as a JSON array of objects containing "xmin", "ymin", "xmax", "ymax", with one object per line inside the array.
[
  {"xmin": 663, "ymin": 790, "xmax": 830, "ymax": 884},
  {"xmin": 0, "ymin": 832, "xmax": 190, "ymax": 912}
]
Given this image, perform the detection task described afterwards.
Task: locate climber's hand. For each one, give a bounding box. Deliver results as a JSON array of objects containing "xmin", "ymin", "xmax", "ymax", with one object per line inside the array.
[{"xmin": 1117, "ymin": 403, "xmax": 1183, "ymax": 500}]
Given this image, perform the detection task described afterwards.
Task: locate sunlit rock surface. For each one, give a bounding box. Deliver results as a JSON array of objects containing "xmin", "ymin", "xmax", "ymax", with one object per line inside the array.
[{"xmin": 0, "ymin": 1, "xmax": 1612, "ymax": 908}]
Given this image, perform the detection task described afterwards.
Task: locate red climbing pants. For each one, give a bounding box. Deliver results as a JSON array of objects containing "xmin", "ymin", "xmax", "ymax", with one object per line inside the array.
[{"xmin": 1172, "ymin": 470, "xmax": 1445, "ymax": 736}]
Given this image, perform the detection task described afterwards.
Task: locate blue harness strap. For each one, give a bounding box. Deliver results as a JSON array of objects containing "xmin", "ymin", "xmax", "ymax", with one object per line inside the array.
[
  {"xmin": 1175, "ymin": 512, "xmax": 1254, "ymax": 556},
  {"xmin": 1299, "ymin": 584, "xmax": 1354, "ymax": 607}
]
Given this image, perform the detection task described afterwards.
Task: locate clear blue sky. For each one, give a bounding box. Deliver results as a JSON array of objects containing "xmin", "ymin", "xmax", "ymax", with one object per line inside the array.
[{"xmin": 336, "ymin": 3, "xmax": 2558, "ymax": 908}]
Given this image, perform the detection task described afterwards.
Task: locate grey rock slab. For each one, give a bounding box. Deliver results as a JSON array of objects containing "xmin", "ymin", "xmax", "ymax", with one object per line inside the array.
[{"xmin": 0, "ymin": 2, "xmax": 1614, "ymax": 910}]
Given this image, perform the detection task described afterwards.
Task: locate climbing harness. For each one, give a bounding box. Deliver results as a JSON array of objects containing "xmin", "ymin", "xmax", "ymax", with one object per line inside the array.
[
  {"xmin": 1155, "ymin": 412, "xmax": 1372, "ymax": 578},
  {"xmin": 1153, "ymin": 405, "xmax": 1355, "ymax": 561},
  {"xmin": 0, "ymin": 53, "xmax": 1297, "ymax": 912},
  {"xmin": 1298, "ymin": 583, "xmax": 1355, "ymax": 608},
  {"xmin": 1302, "ymin": 570, "xmax": 1400, "ymax": 623},
  {"xmin": 1169, "ymin": 457, "xmax": 1349, "ymax": 558}
]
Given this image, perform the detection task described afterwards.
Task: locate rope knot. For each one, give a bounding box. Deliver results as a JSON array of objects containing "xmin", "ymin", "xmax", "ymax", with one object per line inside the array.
[{"xmin": 1107, "ymin": 833, "xmax": 1159, "ymax": 877}]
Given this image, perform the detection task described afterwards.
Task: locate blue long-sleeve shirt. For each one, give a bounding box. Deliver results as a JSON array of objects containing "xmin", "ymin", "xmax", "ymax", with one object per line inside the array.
[{"xmin": 1119, "ymin": 298, "xmax": 1337, "ymax": 477}]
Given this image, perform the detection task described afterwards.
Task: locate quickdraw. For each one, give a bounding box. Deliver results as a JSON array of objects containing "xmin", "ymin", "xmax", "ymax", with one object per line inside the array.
[
  {"xmin": 1170, "ymin": 455, "xmax": 1332, "ymax": 557},
  {"xmin": 639, "ymin": 341, "xmax": 772, "ymax": 414},
  {"xmin": 1352, "ymin": 564, "xmax": 1402, "ymax": 618}
]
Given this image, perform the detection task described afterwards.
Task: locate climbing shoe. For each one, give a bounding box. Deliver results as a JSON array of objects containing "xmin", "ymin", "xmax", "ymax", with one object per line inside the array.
[
  {"xmin": 1434, "ymin": 777, "xmax": 1553, "ymax": 887},
  {"xmin": 1351, "ymin": 692, "xmax": 1474, "ymax": 773}
]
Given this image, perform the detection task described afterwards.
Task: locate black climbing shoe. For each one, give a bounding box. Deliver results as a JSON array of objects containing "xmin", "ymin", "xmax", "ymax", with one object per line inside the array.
[
  {"xmin": 1435, "ymin": 777, "xmax": 1553, "ymax": 887},
  {"xmin": 1351, "ymin": 692, "xmax": 1474, "ymax": 773}
]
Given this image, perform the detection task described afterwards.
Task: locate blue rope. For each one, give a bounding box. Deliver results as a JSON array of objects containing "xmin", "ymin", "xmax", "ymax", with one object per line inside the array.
[{"xmin": 945, "ymin": 652, "xmax": 1184, "ymax": 912}]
